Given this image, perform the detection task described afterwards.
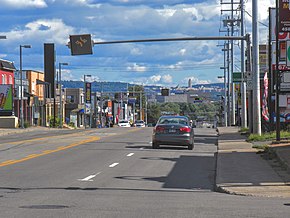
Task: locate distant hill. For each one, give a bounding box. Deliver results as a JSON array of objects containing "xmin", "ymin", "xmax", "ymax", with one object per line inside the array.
[
  {"xmin": 62, "ymin": 81, "xmax": 132, "ymax": 93},
  {"xmin": 61, "ymin": 81, "xmax": 224, "ymax": 97}
]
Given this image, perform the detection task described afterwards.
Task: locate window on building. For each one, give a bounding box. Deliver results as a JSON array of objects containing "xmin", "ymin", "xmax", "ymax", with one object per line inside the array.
[
  {"xmin": 66, "ymin": 95, "xmax": 75, "ymax": 103},
  {"xmin": 9, "ymin": 75, "xmax": 13, "ymax": 84},
  {"xmin": 2, "ymin": 75, "xmax": 6, "ymax": 84}
]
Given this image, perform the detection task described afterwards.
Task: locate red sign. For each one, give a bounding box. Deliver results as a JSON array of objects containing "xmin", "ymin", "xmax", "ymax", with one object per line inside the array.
[
  {"xmin": 270, "ymin": 8, "xmax": 290, "ymax": 40},
  {"xmin": 279, "ymin": 0, "xmax": 290, "ymax": 32},
  {"xmin": 272, "ymin": 64, "xmax": 290, "ymax": 71}
]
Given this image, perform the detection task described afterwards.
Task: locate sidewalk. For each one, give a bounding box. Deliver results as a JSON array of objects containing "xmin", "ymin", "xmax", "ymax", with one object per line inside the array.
[
  {"xmin": 0, "ymin": 126, "xmax": 72, "ymax": 137},
  {"xmin": 215, "ymin": 127, "xmax": 290, "ymax": 198}
]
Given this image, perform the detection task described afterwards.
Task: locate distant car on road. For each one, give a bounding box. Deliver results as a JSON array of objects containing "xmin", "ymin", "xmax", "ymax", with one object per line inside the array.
[
  {"xmin": 118, "ymin": 120, "xmax": 131, "ymax": 127},
  {"xmin": 134, "ymin": 120, "xmax": 145, "ymax": 127},
  {"xmin": 152, "ymin": 115, "xmax": 194, "ymax": 150}
]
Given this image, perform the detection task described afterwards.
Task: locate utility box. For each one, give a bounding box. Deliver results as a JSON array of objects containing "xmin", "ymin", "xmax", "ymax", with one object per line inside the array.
[{"xmin": 0, "ymin": 116, "xmax": 19, "ymax": 128}]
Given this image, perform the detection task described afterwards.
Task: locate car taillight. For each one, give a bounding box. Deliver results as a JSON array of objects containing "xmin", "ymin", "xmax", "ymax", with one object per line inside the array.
[
  {"xmin": 154, "ymin": 126, "xmax": 165, "ymax": 133},
  {"xmin": 179, "ymin": 127, "xmax": 191, "ymax": 133}
]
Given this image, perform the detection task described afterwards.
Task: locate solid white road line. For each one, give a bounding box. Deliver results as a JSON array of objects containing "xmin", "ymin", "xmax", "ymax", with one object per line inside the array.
[
  {"xmin": 127, "ymin": 153, "xmax": 134, "ymax": 157},
  {"xmin": 109, "ymin": 163, "xmax": 119, "ymax": 168}
]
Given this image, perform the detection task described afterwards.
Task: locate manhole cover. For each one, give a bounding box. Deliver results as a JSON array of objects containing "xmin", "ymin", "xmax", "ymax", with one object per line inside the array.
[{"xmin": 20, "ymin": 205, "xmax": 69, "ymax": 209}]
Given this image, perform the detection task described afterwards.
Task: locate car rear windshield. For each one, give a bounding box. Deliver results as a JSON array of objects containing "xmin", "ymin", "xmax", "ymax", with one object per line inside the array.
[
  {"xmin": 119, "ymin": 121, "xmax": 129, "ymax": 124},
  {"xmin": 158, "ymin": 118, "xmax": 188, "ymax": 125}
]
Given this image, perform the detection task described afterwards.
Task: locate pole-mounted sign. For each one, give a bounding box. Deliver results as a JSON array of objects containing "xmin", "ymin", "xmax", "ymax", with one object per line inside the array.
[
  {"xmin": 279, "ymin": 0, "xmax": 290, "ymax": 32},
  {"xmin": 69, "ymin": 34, "xmax": 93, "ymax": 55},
  {"xmin": 287, "ymin": 40, "xmax": 290, "ymax": 67}
]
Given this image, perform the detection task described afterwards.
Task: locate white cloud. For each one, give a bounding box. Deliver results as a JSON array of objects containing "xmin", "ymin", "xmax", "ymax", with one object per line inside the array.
[
  {"xmin": 0, "ymin": 54, "xmax": 8, "ymax": 59},
  {"xmin": 127, "ymin": 63, "xmax": 147, "ymax": 72},
  {"xmin": 164, "ymin": 62, "xmax": 183, "ymax": 69},
  {"xmin": 2, "ymin": 0, "xmax": 47, "ymax": 8},
  {"xmin": 179, "ymin": 49, "xmax": 186, "ymax": 56},
  {"xmin": 183, "ymin": 76, "xmax": 211, "ymax": 85},
  {"xmin": 161, "ymin": 74, "xmax": 173, "ymax": 84},
  {"xmin": 63, "ymin": 0, "xmax": 102, "ymax": 8},
  {"xmin": 245, "ymin": 0, "xmax": 275, "ymax": 22},
  {"xmin": 150, "ymin": 75, "xmax": 161, "ymax": 83},
  {"xmin": 130, "ymin": 47, "xmax": 142, "ymax": 55},
  {"xmin": 6, "ymin": 19, "xmax": 74, "ymax": 45}
]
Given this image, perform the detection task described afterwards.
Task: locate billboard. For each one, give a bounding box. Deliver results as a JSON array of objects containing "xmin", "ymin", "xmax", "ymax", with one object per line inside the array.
[
  {"xmin": 270, "ymin": 8, "xmax": 290, "ymax": 41},
  {"xmin": 0, "ymin": 85, "xmax": 13, "ymax": 111},
  {"xmin": 279, "ymin": 0, "xmax": 290, "ymax": 32},
  {"xmin": 44, "ymin": 43, "xmax": 55, "ymax": 98},
  {"xmin": 85, "ymin": 82, "xmax": 91, "ymax": 103}
]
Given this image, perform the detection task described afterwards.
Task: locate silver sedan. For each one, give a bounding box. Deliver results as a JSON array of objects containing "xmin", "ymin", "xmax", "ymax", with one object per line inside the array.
[{"xmin": 152, "ymin": 115, "xmax": 194, "ymax": 150}]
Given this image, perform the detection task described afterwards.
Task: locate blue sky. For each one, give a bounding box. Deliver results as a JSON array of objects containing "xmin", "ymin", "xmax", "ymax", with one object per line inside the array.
[{"xmin": 0, "ymin": 0, "xmax": 274, "ymax": 86}]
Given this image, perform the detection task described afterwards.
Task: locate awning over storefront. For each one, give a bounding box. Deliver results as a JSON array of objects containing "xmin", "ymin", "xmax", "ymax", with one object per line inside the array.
[
  {"xmin": 71, "ymin": 108, "xmax": 84, "ymax": 114},
  {"xmin": 0, "ymin": 59, "xmax": 16, "ymax": 71}
]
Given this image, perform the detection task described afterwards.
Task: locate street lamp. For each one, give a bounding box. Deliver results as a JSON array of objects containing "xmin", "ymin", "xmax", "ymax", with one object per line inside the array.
[
  {"xmin": 58, "ymin": 62, "xmax": 68, "ymax": 128},
  {"xmin": 83, "ymin": 74, "xmax": 91, "ymax": 128},
  {"xmin": 19, "ymin": 44, "xmax": 31, "ymax": 128}
]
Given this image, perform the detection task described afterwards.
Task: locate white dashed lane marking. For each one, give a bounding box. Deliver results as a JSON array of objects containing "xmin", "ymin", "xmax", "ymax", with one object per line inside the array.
[
  {"xmin": 127, "ymin": 153, "xmax": 134, "ymax": 157},
  {"xmin": 78, "ymin": 172, "xmax": 101, "ymax": 181},
  {"xmin": 109, "ymin": 163, "xmax": 119, "ymax": 168}
]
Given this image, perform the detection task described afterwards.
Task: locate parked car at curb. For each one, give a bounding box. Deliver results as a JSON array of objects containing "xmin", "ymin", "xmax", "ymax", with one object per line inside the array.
[
  {"xmin": 152, "ymin": 115, "xmax": 194, "ymax": 150},
  {"xmin": 118, "ymin": 120, "xmax": 131, "ymax": 127},
  {"xmin": 134, "ymin": 120, "xmax": 145, "ymax": 127}
]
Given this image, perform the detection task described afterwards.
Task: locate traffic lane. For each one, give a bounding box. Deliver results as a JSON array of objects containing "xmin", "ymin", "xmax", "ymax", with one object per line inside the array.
[
  {"xmin": 0, "ymin": 127, "xmax": 153, "ymax": 216},
  {"xmin": 0, "ymin": 128, "xmax": 290, "ymax": 217},
  {"xmin": 0, "ymin": 132, "xmax": 101, "ymax": 165},
  {"xmin": 0, "ymin": 127, "xmax": 146, "ymax": 188},
  {"xmin": 0, "ymin": 128, "xmax": 217, "ymax": 218},
  {"xmin": 0, "ymin": 127, "xmax": 142, "ymax": 165}
]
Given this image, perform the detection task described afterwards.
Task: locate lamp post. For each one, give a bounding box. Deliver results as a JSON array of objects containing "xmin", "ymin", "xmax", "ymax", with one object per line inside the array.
[
  {"xmin": 19, "ymin": 45, "xmax": 31, "ymax": 128},
  {"xmin": 58, "ymin": 62, "xmax": 68, "ymax": 128},
  {"xmin": 83, "ymin": 74, "xmax": 91, "ymax": 128}
]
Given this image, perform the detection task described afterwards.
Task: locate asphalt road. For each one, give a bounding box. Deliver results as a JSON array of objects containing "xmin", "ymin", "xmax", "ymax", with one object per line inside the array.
[{"xmin": 0, "ymin": 127, "xmax": 289, "ymax": 218}]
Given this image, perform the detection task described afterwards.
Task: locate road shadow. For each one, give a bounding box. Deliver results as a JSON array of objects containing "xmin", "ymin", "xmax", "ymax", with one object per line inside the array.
[
  {"xmin": 217, "ymin": 151, "xmax": 290, "ymax": 186},
  {"xmin": 118, "ymin": 155, "xmax": 216, "ymax": 190}
]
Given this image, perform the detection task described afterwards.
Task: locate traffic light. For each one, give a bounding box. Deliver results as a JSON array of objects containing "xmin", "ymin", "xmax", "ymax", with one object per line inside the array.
[{"xmin": 69, "ymin": 34, "xmax": 93, "ymax": 55}]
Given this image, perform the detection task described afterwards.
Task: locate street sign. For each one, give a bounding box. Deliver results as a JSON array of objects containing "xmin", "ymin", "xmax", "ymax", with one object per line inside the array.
[
  {"xmin": 85, "ymin": 82, "xmax": 91, "ymax": 103},
  {"xmin": 287, "ymin": 40, "xmax": 290, "ymax": 67},
  {"xmin": 85, "ymin": 103, "xmax": 91, "ymax": 114},
  {"xmin": 69, "ymin": 34, "xmax": 93, "ymax": 55},
  {"xmin": 272, "ymin": 64, "xmax": 290, "ymax": 71},
  {"xmin": 246, "ymin": 80, "xmax": 253, "ymax": 91},
  {"xmin": 233, "ymin": 72, "xmax": 242, "ymax": 83},
  {"xmin": 279, "ymin": 0, "xmax": 290, "ymax": 32}
]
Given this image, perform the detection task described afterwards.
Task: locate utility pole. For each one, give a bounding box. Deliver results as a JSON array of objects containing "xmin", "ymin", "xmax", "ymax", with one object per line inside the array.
[
  {"xmin": 220, "ymin": 0, "xmax": 241, "ymax": 126},
  {"xmin": 275, "ymin": 1, "xmax": 281, "ymax": 141},
  {"xmin": 252, "ymin": 0, "xmax": 261, "ymax": 135},
  {"xmin": 230, "ymin": 0, "xmax": 236, "ymax": 126},
  {"xmin": 140, "ymin": 91, "xmax": 142, "ymax": 120},
  {"xmin": 240, "ymin": 0, "xmax": 247, "ymax": 128}
]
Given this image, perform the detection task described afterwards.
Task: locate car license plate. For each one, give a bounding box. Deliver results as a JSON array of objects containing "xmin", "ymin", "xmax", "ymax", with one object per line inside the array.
[{"xmin": 168, "ymin": 129, "xmax": 176, "ymax": 133}]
